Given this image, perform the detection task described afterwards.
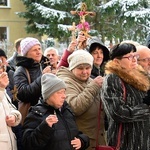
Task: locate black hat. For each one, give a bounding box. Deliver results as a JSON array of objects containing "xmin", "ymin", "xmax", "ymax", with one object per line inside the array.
[
  {"xmin": 0, "ymin": 49, "xmax": 7, "ymax": 59},
  {"xmin": 86, "ymin": 37, "xmax": 110, "ymax": 63},
  {"xmin": 109, "ymin": 43, "xmax": 136, "ymax": 60}
]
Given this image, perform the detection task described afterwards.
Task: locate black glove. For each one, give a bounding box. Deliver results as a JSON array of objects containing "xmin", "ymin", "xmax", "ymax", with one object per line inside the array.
[{"xmin": 143, "ymin": 90, "xmax": 150, "ymax": 106}]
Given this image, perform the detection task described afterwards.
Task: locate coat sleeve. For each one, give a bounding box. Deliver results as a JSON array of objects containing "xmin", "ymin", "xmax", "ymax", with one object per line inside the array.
[
  {"xmin": 13, "ymin": 67, "xmax": 41, "ymax": 105},
  {"xmin": 64, "ymin": 79, "xmax": 100, "ymax": 116},
  {"xmin": 0, "ymin": 89, "xmax": 22, "ymax": 126},
  {"xmin": 101, "ymin": 74, "xmax": 150, "ymax": 123},
  {"xmin": 77, "ymin": 132, "xmax": 90, "ymax": 150},
  {"xmin": 57, "ymin": 49, "xmax": 72, "ymax": 68},
  {"xmin": 22, "ymin": 111, "xmax": 54, "ymax": 149},
  {"xmin": 9, "ymin": 108, "xmax": 22, "ymax": 126}
]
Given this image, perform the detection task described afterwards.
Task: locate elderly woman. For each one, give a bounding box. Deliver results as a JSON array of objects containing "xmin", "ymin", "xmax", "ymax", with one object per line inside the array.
[
  {"xmin": 101, "ymin": 43, "xmax": 150, "ymax": 150},
  {"xmin": 14, "ymin": 37, "xmax": 52, "ymax": 123},
  {"xmin": 0, "ymin": 64, "xmax": 21, "ymax": 149},
  {"xmin": 22, "ymin": 73, "xmax": 89, "ymax": 150},
  {"xmin": 57, "ymin": 50, "xmax": 106, "ymax": 150}
]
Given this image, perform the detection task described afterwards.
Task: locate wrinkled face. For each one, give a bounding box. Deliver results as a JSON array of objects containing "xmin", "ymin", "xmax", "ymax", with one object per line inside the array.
[
  {"xmin": 46, "ymin": 89, "xmax": 66, "ymax": 109},
  {"xmin": 91, "ymin": 48, "xmax": 104, "ymax": 67},
  {"xmin": 72, "ymin": 64, "xmax": 92, "ymax": 81},
  {"xmin": 116, "ymin": 52, "xmax": 139, "ymax": 70},
  {"xmin": 137, "ymin": 50, "xmax": 150, "ymax": 74},
  {"xmin": 26, "ymin": 45, "xmax": 42, "ymax": 63},
  {"xmin": 45, "ymin": 49, "xmax": 59, "ymax": 67}
]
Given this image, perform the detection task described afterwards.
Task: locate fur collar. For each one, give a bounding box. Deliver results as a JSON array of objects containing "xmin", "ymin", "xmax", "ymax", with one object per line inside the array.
[{"xmin": 105, "ymin": 61, "xmax": 150, "ymax": 92}]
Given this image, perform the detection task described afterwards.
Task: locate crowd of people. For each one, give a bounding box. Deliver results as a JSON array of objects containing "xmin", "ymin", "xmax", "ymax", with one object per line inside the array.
[{"xmin": 0, "ymin": 32, "xmax": 149, "ymax": 150}]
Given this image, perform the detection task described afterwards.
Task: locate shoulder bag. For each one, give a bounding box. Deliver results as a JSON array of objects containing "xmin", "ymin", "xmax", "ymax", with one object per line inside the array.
[{"xmin": 18, "ymin": 68, "xmax": 31, "ymax": 125}]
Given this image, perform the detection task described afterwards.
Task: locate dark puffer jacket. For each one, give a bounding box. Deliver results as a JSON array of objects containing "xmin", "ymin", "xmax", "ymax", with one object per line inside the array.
[
  {"xmin": 14, "ymin": 55, "xmax": 48, "ymax": 106},
  {"xmin": 22, "ymin": 100, "xmax": 89, "ymax": 150}
]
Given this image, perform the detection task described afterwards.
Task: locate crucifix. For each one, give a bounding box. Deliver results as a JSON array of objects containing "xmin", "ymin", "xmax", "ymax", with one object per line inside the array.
[
  {"xmin": 44, "ymin": 57, "xmax": 56, "ymax": 70},
  {"xmin": 44, "ymin": 58, "xmax": 51, "ymax": 66},
  {"xmin": 70, "ymin": 2, "xmax": 96, "ymax": 49},
  {"xmin": 68, "ymin": 22, "xmax": 77, "ymax": 41}
]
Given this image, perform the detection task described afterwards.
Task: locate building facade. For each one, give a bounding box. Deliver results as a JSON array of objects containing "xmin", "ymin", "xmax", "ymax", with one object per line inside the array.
[{"xmin": 0, "ymin": 0, "xmax": 40, "ymax": 57}]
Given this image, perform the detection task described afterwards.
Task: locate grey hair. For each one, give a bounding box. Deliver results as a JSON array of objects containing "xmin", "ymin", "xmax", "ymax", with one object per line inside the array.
[{"xmin": 44, "ymin": 47, "xmax": 59, "ymax": 56}]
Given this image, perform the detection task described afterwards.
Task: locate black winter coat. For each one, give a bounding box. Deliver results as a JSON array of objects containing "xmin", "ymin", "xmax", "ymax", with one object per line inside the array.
[
  {"xmin": 91, "ymin": 65, "xmax": 105, "ymax": 79},
  {"xmin": 14, "ymin": 56, "xmax": 48, "ymax": 106},
  {"xmin": 22, "ymin": 100, "xmax": 89, "ymax": 150}
]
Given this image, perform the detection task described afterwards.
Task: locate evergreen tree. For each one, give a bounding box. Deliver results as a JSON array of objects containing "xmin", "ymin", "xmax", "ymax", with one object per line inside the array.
[
  {"xmin": 98, "ymin": 0, "xmax": 150, "ymax": 44},
  {"xmin": 17, "ymin": 0, "xmax": 85, "ymax": 41},
  {"xmin": 17, "ymin": 0, "xmax": 150, "ymax": 44}
]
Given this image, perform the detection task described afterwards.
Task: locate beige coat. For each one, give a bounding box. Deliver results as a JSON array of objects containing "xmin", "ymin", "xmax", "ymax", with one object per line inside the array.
[
  {"xmin": 57, "ymin": 67, "xmax": 106, "ymax": 150},
  {"xmin": 0, "ymin": 88, "xmax": 21, "ymax": 150}
]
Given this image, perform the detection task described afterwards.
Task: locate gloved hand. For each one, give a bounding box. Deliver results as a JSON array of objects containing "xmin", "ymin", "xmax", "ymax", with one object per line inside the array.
[{"xmin": 143, "ymin": 90, "xmax": 150, "ymax": 106}]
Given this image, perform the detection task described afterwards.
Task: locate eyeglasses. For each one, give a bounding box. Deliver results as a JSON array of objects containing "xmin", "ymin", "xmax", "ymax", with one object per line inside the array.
[
  {"xmin": 138, "ymin": 58, "xmax": 150, "ymax": 63},
  {"xmin": 121, "ymin": 54, "xmax": 139, "ymax": 61}
]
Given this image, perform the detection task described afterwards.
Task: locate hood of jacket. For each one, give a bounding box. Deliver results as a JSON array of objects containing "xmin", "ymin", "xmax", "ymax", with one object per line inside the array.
[
  {"xmin": 105, "ymin": 60, "xmax": 150, "ymax": 92},
  {"xmin": 16, "ymin": 55, "xmax": 48, "ymax": 68},
  {"xmin": 86, "ymin": 37, "xmax": 110, "ymax": 63}
]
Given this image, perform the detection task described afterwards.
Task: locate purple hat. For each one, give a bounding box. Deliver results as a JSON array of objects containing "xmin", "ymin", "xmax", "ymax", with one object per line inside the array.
[{"xmin": 20, "ymin": 37, "xmax": 41, "ymax": 56}]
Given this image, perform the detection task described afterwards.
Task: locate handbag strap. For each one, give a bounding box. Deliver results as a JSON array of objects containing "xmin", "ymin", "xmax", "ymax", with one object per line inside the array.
[
  {"xmin": 12, "ymin": 68, "xmax": 31, "ymax": 101},
  {"xmin": 25, "ymin": 68, "xmax": 31, "ymax": 84},
  {"xmin": 96, "ymin": 80, "xmax": 126, "ymax": 149}
]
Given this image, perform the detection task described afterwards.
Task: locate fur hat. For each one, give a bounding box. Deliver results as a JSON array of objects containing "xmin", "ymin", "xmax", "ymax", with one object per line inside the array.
[
  {"xmin": 67, "ymin": 50, "xmax": 94, "ymax": 70},
  {"xmin": 20, "ymin": 37, "xmax": 41, "ymax": 56},
  {"xmin": 41, "ymin": 73, "xmax": 66, "ymax": 101},
  {"xmin": 0, "ymin": 49, "xmax": 7, "ymax": 59}
]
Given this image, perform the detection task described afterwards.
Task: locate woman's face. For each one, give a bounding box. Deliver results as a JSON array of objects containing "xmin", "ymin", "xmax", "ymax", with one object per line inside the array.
[
  {"xmin": 72, "ymin": 64, "xmax": 92, "ymax": 81},
  {"xmin": 46, "ymin": 89, "xmax": 66, "ymax": 109},
  {"xmin": 91, "ymin": 48, "xmax": 104, "ymax": 67},
  {"xmin": 26, "ymin": 45, "xmax": 42, "ymax": 63},
  {"xmin": 116, "ymin": 52, "xmax": 139, "ymax": 70}
]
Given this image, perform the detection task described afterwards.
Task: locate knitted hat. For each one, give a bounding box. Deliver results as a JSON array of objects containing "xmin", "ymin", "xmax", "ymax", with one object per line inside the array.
[
  {"xmin": 68, "ymin": 50, "xmax": 94, "ymax": 70},
  {"xmin": 41, "ymin": 73, "xmax": 66, "ymax": 101},
  {"xmin": 20, "ymin": 37, "xmax": 41, "ymax": 56},
  {"xmin": 0, "ymin": 49, "xmax": 7, "ymax": 58}
]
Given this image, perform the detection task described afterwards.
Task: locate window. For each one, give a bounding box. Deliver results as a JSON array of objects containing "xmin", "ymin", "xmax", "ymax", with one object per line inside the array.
[
  {"xmin": 0, "ymin": 27, "xmax": 8, "ymax": 51},
  {"xmin": 0, "ymin": 27, "xmax": 7, "ymax": 41},
  {"xmin": 0, "ymin": 27, "xmax": 13, "ymax": 56},
  {"xmin": 0, "ymin": 0, "xmax": 8, "ymax": 6}
]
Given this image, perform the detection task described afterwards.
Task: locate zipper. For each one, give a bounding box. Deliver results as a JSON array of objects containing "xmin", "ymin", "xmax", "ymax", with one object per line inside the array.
[{"xmin": 57, "ymin": 110, "xmax": 73, "ymax": 150}]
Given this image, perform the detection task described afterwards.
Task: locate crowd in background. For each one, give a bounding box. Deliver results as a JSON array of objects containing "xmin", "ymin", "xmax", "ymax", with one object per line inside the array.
[{"xmin": 0, "ymin": 32, "xmax": 149, "ymax": 150}]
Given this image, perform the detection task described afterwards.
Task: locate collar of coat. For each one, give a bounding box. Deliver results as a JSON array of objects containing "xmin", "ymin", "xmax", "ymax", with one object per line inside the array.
[{"xmin": 105, "ymin": 60, "xmax": 150, "ymax": 92}]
